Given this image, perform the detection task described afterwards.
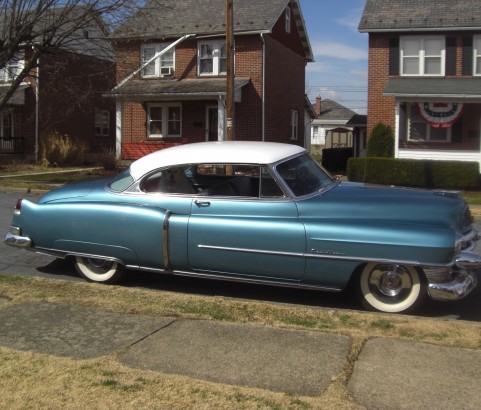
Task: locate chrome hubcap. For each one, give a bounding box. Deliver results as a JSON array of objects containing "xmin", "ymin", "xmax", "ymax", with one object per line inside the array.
[
  {"xmin": 85, "ymin": 258, "xmax": 114, "ymax": 274},
  {"xmin": 369, "ymin": 265, "xmax": 412, "ymax": 299}
]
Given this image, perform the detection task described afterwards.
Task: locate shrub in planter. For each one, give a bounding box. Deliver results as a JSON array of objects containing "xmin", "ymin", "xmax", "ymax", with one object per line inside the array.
[{"xmin": 367, "ymin": 122, "xmax": 394, "ymax": 158}]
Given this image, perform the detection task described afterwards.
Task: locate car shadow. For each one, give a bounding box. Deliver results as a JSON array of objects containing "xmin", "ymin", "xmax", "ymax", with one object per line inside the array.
[{"xmin": 34, "ymin": 260, "xmax": 481, "ymax": 322}]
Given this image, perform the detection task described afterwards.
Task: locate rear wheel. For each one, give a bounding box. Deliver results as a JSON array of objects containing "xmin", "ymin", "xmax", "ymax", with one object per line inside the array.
[
  {"xmin": 74, "ymin": 256, "xmax": 124, "ymax": 284},
  {"xmin": 357, "ymin": 263, "xmax": 426, "ymax": 313}
]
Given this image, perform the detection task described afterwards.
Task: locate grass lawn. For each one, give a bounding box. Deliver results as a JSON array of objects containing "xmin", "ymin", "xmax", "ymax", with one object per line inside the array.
[{"xmin": 0, "ymin": 274, "xmax": 480, "ymax": 409}]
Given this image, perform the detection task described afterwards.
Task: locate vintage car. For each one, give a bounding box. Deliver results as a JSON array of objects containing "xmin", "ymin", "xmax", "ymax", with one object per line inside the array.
[{"xmin": 5, "ymin": 141, "xmax": 481, "ymax": 313}]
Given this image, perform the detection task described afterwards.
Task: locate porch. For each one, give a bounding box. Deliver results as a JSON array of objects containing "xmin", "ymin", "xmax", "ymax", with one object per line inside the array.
[{"xmin": 0, "ymin": 137, "xmax": 24, "ymax": 155}]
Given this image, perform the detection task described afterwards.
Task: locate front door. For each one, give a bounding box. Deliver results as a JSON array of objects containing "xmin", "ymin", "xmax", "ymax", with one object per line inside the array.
[
  {"xmin": 207, "ymin": 106, "xmax": 218, "ymax": 141},
  {"xmin": 188, "ymin": 198, "xmax": 306, "ymax": 282}
]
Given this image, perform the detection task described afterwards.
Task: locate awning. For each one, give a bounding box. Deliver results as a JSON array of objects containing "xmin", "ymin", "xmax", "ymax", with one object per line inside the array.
[
  {"xmin": 104, "ymin": 77, "xmax": 251, "ymax": 102},
  {"xmin": 0, "ymin": 84, "xmax": 29, "ymax": 105},
  {"xmin": 384, "ymin": 78, "xmax": 481, "ymax": 100}
]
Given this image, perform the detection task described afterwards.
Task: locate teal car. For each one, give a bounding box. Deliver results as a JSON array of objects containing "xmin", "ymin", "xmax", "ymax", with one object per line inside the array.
[{"xmin": 5, "ymin": 141, "xmax": 481, "ymax": 313}]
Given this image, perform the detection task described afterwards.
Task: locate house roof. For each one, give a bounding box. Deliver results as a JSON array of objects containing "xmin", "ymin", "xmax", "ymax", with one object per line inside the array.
[
  {"xmin": 105, "ymin": 78, "xmax": 251, "ymax": 100},
  {"xmin": 0, "ymin": 6, "xmax": 115, "ymax": 61},
  {"xmin": 111, "ymin": 0, "xmax": 312, "ymax": 61},
  {"xmin": 359, "ymin": 0, "xmax": 481, "ymax": 32},
  {"xmin": 315, "ymin": 99, "xmax": 357, "ymax": 121},
  {"xmin": 384, "ymin": 78, "xmax": 481, "ymax": 100},
  {"xmin": 346, "ymin": 115, "xmax": 367, "ymax": 127}
]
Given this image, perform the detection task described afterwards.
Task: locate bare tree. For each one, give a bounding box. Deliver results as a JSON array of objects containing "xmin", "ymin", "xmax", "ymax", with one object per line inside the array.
[{"xmin": 0, "ymin": 0, "xmax": 149, "ymax": 111}]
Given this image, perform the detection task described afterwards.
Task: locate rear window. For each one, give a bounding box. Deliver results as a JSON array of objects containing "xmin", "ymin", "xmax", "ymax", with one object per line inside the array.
[{"xmin": 108, "ymin": 169, "xmax": 134, "ymax": 192}]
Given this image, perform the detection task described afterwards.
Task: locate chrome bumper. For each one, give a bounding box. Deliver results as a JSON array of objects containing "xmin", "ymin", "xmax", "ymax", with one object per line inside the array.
[
  {"xmin": 427, "ymin": 251, "xmax": 480, "ymax": 301},
  {"xmin": 4, "ymin": 229, "xmax": 32, "ymax": 248}
]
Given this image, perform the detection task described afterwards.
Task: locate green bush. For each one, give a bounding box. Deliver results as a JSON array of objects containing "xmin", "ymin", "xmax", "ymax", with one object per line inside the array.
[
  {"xmin": 347, "ymin": 157, "xmax": 479, "ymax": 190},
  {"xmin": 367, "ymin": 122, "xmax": 394, "ymax": 158}
]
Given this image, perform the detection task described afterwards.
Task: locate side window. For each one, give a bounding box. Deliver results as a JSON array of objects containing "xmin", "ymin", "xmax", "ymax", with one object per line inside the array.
[
  {"xmin": 260, "ymin": 166, "xmax": 285, "ymax": 198},
  {"xmin": 142, "ymin": 166, "xmax": 196, "ymax": 194},
  {"xmin": 193, "ymin": 164, "xmax": 285, "ymax": 198},
  {"xmin": 474, "ymin": 35, "xmax": 481, "ymax": 76}
]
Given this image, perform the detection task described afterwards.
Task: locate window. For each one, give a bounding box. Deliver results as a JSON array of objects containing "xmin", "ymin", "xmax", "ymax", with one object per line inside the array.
[
  {"xmin": 0, "ymin": 111, "xmax": 13, "ymax": 138},
  {"xmin": 148, "ymin": 103, "xmax": 182, "ymax": 138},
  {"xmin": 0, "ymin": 51, "xmax": 24, "ymax": 83},
  {"xmin": 406, "ymin": 103, "xmax": 450, "ymax": 142},
  {"xmin": 290, "ymin": 110, "xmax": 299, "ymax": 140},
  {"xmin": 400, "ymin": 36, "xmax": 444, "ymax": 76},
  {"xmin": 198, "ymin": 41, "xmax": 227, "ymax": 75},
  {"xmin": 141, "ymin": 44, "xmax": 175, "ymax": 77},
  {"xmin": 285, "ymin": 7, "xmax": 291, "ymax": 33},
  {"xmin": 474, "ymin": 36, "xmax": 481, "ymax": 76},
  {"xmin": 95, "ymin": 110, "xmax": 110, "ymax": 136}
]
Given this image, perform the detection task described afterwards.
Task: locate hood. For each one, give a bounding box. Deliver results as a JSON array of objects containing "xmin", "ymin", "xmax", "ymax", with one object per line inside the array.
[
  {"xmin": 38, "ymin": 176, "xmax": 111, "ymax": 203},
  {"xmin": 297, "ymin": 181, "xmax": 471, "ymax": 232}
]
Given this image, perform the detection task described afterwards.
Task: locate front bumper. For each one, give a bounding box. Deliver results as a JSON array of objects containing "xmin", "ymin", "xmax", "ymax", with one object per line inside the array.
[{"xmin": 426, "ymin": 251, "xmax": 480, "ymax": 301}]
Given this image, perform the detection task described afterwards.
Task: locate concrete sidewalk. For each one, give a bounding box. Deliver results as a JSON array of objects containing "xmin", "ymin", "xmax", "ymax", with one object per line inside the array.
[{"xmin": 0, "ymin": 300, "xmax": 480, "ymax": 408}]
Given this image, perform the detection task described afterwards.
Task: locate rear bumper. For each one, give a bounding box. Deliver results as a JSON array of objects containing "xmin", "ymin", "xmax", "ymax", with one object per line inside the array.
[
  {"xmin": 4, "ymin": 228, "xmax": 32, "ymax": 248},
  {"xmin": 426, "ymin": 251, "xmax": 480, "ymax": 301}
]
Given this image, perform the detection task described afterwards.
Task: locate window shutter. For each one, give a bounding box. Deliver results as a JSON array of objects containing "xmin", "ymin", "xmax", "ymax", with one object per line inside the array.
[
  {"xmin": 445, "ymin": 37, "xmax": 457, "ymax": 75},
  {"xmin": 389, "ymin": 37, "xmax": 400, "ymax": 75},
  {"xmin": 462, "ymin": 36, "xmax": 473, "ymax": 75}
]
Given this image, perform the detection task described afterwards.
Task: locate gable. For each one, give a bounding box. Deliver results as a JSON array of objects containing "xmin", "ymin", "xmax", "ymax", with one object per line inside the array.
[
  {"xmin": 111, "ymin": 0, "xmax": 312, "ymax": 61},
  {"xmin": 112, "ymin": 0, "xmax": 291, "ymax": 39},
  {"xmin": 359, "ymin": 0, "xmax": 481, "ymax": 32}
]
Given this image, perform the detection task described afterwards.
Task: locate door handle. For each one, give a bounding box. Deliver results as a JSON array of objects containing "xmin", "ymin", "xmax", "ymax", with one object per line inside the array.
[{"xmin": 194, "ymin": 200, "xmax": 211, "ymax": 207}]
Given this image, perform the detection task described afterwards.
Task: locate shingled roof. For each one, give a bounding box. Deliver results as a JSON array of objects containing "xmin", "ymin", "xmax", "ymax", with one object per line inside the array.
[
  {"xmin": 359, "ymin": 0, "xmax": 481, "ymax": 32},
  {"xmin": 317, "ymin": 99, "xmax": 357, "ymax": 121},
  {"xmin": 111, "ymin": 0, "xmax": 312, "ymax": 61}
]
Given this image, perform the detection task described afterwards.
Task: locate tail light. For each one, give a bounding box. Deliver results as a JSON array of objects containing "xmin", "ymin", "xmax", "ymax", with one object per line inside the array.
[{"xmin": 14, "ymin": 199, "xmax": 23, "ymax": 215}]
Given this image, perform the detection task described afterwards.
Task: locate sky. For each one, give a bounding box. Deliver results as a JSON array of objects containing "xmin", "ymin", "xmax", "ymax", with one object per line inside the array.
[{"xmin": 299, "ymin": 0, "xmax": 368, "ymax": 114}]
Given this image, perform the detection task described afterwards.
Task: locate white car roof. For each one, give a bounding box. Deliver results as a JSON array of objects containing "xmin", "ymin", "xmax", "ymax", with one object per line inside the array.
[{"xmin": 129, "ymin": 141, "xmax": 306, "ymax": 180}]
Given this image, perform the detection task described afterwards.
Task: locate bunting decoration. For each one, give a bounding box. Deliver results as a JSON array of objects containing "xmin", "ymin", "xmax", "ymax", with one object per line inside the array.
[{"xmin": 417, "ymin": 102, "xmax": 464, "ymax": 128}]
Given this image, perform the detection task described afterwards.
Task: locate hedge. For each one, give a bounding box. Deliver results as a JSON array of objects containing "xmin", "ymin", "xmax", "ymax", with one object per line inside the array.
[{"xmin": 347, "ymin": 157, "xmax": 479, "ymax": 190}]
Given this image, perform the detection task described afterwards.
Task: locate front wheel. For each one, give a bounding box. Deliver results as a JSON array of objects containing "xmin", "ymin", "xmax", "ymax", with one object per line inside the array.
[
  {"xmin": 74, "ymin": 256, "xmax": 124, "ymax": 284},
  {"xmin": 357, "ymin": 263, "xmax": 426, "ymax": 313}
]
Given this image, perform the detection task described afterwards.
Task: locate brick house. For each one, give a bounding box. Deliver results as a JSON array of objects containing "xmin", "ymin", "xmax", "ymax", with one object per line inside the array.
[
  {"xmin": 359, "ymin": 0, "xmax": 481, "ymax": 168},
  {"xmin": 0, "ymin": 15, "xmax": 116, "ymax": 162},
  {"xmin": 106, "ymin": 0, "xmax": 313, "ymax": 160}
]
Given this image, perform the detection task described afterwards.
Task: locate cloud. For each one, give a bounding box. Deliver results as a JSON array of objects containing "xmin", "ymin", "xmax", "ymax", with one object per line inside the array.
[
  {"xmin": 306, "ymin": 61, "xmax": 330, "ymax": 73},
  {"xmin": 335, "ymin": 6, "xmax": 365, "ymax": 32},
  {"xmin": 311, "ymin": 41, "xmax": 366, "ymax": 62},
  {"xmin": 349, "ymin": 69, "xmax": 368, "ymax": 80}
]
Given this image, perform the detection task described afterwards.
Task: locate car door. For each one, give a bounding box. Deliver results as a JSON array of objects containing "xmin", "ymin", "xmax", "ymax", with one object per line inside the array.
[{"xmin": 188, "ymin": 165, "xmax": 306, "ymax": 282}]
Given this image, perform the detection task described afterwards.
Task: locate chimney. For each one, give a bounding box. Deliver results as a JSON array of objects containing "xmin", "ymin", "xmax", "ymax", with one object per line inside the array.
[{"xmin": 315, "ymin": 95, "xmax": 321, "ymax": 116}]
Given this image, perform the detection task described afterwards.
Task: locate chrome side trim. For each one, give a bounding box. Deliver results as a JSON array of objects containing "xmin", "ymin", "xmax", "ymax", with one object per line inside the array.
[
  {"xmin": 34, "ymin": 247, "xmax": 123, "ymax": 264},
  {"xmin": 125, "ymin": 264, "xmax": 342, "ymax": 292},
  {"xmin": 197, "ymin": 244, "xmax": 452, "ymax": 268},
  {"xmin": 163, "ymin": 211, "xmax": 172, "ymax": 270}
]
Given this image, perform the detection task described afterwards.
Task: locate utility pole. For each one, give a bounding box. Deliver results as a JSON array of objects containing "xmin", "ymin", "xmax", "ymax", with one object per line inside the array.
[{"xmin": 226, "ymin": 0, "xmax": 235, "ymax": 140}]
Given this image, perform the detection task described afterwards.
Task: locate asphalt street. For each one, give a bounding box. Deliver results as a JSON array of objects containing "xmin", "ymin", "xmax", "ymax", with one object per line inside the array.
[{"xmin": 1, "ymin": 190, "xmax": 481, "ymax": 320}]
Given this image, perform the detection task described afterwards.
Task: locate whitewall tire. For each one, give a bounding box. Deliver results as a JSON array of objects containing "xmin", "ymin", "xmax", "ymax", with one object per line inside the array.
[
  {"xmin": 358, "ymin": 263, "xmax": 426, "ymax": 313},
  {"xmin": 74, "ymin": 256, "xmax": 124, "ymax": 284}
]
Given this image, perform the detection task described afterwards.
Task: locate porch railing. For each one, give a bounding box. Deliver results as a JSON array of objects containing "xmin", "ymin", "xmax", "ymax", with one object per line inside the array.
[{"xmin": 0, "ymin": 137, "xmax": 24, "ymax": 155}]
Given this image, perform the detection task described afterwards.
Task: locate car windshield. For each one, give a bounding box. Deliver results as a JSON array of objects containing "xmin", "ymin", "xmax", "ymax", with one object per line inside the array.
[
  {"xmin": 276, "ymin": 154, "xmax": 334, "ymax": 197},
  {"xmin": 108, "ymin": 168, "xmax": 135, "ymax": 192}
]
